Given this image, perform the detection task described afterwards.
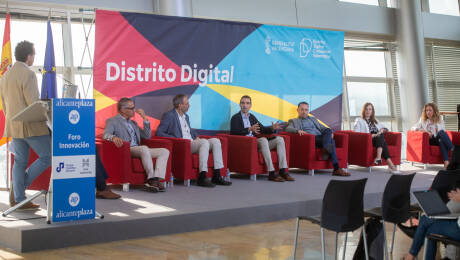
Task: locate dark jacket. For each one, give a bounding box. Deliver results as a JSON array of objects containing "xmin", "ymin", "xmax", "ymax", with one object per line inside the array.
[
  {"xmin": 156, "ymin": 109, "xmax": 198, "ymax": 139},
  {"xmin": 230, "ymin": 111, "xmax": 274, "ymax": 136}
]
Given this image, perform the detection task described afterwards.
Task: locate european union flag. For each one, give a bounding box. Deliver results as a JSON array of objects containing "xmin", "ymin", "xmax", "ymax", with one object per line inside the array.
[{"xmin": 41, "ymin": 20, "xmax": 57, "ymax": 99}]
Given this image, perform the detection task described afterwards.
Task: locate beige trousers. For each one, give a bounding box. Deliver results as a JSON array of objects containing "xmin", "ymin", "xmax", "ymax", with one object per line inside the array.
[
  {"xmin": 190, "ymin": 138, "xmax": 224, "ymax": 172},
  {"xmin": 130, "ymin": 145, "xmax": 169, "ymax": 179},
  {"xmin": 257, "ymin": 136, "xmax": 287, "ymax": 172}
]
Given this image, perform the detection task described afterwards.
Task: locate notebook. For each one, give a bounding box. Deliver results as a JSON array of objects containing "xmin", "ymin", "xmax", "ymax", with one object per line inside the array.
[{"xmin": 412, "ymin": 190, "xmax": 460, "ymax": 219}]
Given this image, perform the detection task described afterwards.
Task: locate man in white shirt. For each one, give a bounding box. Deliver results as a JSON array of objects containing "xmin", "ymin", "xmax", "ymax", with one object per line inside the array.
[{"xmin": 156, "ymin": 94, "xmax": 231, "ymax": 187}]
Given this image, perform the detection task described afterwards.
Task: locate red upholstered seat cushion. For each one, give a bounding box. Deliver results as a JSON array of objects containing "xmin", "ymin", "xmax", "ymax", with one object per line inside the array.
[{"xmin": 191, "ymin": 153, "xmax": 214, "ymax": 169}]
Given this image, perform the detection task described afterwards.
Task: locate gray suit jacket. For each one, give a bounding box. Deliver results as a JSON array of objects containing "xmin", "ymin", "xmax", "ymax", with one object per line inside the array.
[
  {"xmin": 285, "ymin": 116, "xmax": 328, "ymax": 134},
  {"xmin": 103, "ymin": 114, "xmax": 151, "ymax": 144},
  {"xmin": 0, "ymin": 62, "xmax": 49, "ymax": 138}
]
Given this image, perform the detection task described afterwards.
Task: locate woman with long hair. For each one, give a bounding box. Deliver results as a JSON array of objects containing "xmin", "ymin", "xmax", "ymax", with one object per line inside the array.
[
  {"xmin": 353, "ymin": 102, "xmax": 399, "ymax": 173},
  {"xmin": 412, "ymin": 103, "xmax": 454, "ymax": 169}
]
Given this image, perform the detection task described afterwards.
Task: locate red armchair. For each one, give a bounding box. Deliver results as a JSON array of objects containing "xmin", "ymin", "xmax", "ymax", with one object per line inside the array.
[
  {"xmin": 153, "ymin": 135, "xmax": 228, "ymax": 186},
  {"xmin": 406, "ymin": 130, "xmax": 460, "ymax": 167},
  {"xmin": 281, "ymin": 132, "xmax": 348, "ymax": 176},
  {"xmin": 217, "ymin": 134, "xmax": 290, "ymax": 180},
  {"xmin": 337, "ymin": 130, "xmax": 401, "ymax": 172},
  {"xmin": 96, "ymin": 138, "xmax": 173, "ymax": 191}
]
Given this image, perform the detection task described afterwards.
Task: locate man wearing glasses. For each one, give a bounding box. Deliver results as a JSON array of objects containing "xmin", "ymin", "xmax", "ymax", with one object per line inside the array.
[
  {"xmin": 103, "ymin": 97, "xmax": 170, "ymax": 192},
  {"xmin": 156, "ymin": 94, "xmax": 232, "ymax": 187}
]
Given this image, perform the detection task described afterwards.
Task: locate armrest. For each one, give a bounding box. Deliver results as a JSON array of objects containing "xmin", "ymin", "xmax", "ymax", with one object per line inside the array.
[
  {"xmin": 448, "ymin": 131, "xmax": 460, "ymax": 145},
  {"xmin": 98, "ymin": 139, "xmax": 131, "ymax": 184},
  {"xmin": 384, "ymin": 131, "xmax": 401, "ymax": 146},
  {"xmin": 218, "ymin": 134, "xmax": 258, "ymax": 168},
  {"xmin": 333, "ymin": 132, "xmax": 349, "ymax": 148},
  {"xmin": 406, "ymin": 130, "xmax": 430, "ymax": 161}
]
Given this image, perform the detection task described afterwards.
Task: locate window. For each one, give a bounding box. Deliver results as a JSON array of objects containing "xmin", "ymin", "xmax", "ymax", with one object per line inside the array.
[
  {"xmin": 10, "ymin": 20, "xmax": 64, "ymax": 67},
  {"xmin": 428, "ymin": 0, "xmax": 459, "ymax": 16},
  {"xmin": 347, "ymin": 82, "xmax": 390, "ymax": 116},
  {"xmin": 344, "ymin": 50, "xmax": 387, "ymax": 77},
  {"xmin": 72, "ymin": 23, "xmax": 95, "ymax": 68}
]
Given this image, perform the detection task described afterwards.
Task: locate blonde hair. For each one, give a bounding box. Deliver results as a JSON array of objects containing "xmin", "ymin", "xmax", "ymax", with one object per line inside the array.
[
  {"xmin": 361, "ymin": 102, "xmax": 377, "ymax": 124},
  {"xmin": 421, "ymin": 102, "xmax": 440, "ymax": 123}
]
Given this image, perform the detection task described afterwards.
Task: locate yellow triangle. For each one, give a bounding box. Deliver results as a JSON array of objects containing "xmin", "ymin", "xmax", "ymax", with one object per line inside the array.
[{"xmin": 93, "ymin": 89, "xmax": 117, "ymax": 112}]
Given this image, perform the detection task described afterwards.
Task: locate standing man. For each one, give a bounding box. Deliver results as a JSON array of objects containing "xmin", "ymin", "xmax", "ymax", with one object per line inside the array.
[
  {"xmin": 103, "ymin": 97, "xmax": 170, "ymax": 192},
  {"xmin": 230, "ymin": 95, "xmax": 293, "ymax": 182},
  {"xmin": 0, "ymin": 41, "xmax": 51, "ymax": 209},
  {"xmin": 156, "ymin": 94, "xmax": 231, "ymax": 187},
  {"xmin": 286, "ymin": 102, "xmax": 349, "ymax": 176}
]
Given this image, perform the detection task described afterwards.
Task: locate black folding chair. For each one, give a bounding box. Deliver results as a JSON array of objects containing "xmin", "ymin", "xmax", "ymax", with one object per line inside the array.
[
  {"xmin": 365, "ymin": 173, "xmax": 416, "ymax": 260},
  {"xmin": 423, "ymin": 233, "xmax": 460, "ymax": 260},
  {"xmin": 293, "ymin": 178, "xmax": 369, "ymax": 260}
]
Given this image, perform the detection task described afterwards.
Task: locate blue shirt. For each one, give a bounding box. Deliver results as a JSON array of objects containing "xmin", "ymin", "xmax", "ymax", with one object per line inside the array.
[
  {"xmin": 300, "ymin": 117, "xmax": 321, "ymax": 136},
  {"xmin": 123, "ymin": 119, "xmax": 138, "ymax": 147},
  {"xmin": 241, "ymin": 112, "xmax": 253, "ymax": 137}
]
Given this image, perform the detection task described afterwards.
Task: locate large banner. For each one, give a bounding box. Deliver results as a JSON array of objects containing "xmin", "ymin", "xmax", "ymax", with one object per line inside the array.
[{"xmin": 94, "ymin": 10, "xmax": 344, "ymax": 132}]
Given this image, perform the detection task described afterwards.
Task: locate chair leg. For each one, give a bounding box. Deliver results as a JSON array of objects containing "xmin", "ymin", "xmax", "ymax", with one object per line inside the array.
[
  {"xmin": 382, "ymin": 221, "xmax": 389, "ymax": 260},
  {"xmin": 342, "ymin": 232, "xmax": 348, "ymax": 260},
  {"xmin": 122, "ymin": 183, "xmax": 130, "ymax": 192},
  {"xmin": 250, "ymin": 174, "xmax": 257, "ymax": 181},
  {"xmin": 293, "ymin": 218, "xmax": 300, "ymax": 260},
  {"xmin": 362, "ymin": 222, "xmax": 369, "ymax": 260},
  {"xmin": 335, "ymin": 232, "xmax": 338, "ymax": 260},
  {"xmin": 309, "ymin": 169, "xmax": 315, "ymax": 176},
  {"xmin": 184, "ymin": 179, "xmax": 190, "ymax": 186},
  {"xmin": 423, "ymin": 164, "xmax": 427, "ymax": 170},
  {"xmin": 368, "ymin": 167, "xmax": 372, "ymax": 173},
  {"xmin": 422, "ymin": 237, "xmax": 428, "ymax": 260},
  {"xmin": 321, "ymin": 227, "xmax": 326, "ymax": 260},
  {"xmin": 390, "ymin": 223, "xmax": 396, "ymax": 254}
]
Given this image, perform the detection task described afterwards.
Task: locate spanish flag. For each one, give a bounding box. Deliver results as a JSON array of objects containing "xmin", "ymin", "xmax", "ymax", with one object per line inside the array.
[{"xmin": 0, "ymin": 13, "xmax": 12, "ymax": 145}]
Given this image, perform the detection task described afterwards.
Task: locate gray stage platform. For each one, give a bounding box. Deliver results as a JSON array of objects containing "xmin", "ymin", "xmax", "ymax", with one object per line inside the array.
[{"xmin": 0, "ymin": 163, "xmax": 437, "ymax": 252}]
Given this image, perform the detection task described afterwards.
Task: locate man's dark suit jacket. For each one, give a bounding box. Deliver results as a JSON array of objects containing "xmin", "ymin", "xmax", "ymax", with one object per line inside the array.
[
  {"xmin": 156, "ymin": 109, "xmax": 198, "ymax": 139},
  {"xmin": 230, "ymin": 111, "xmax": 274, "ymax": 136}
]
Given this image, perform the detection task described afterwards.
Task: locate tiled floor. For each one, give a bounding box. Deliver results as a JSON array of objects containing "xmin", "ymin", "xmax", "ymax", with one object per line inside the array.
[{"xmin": 0, "ymin": 218, "xmax": 426, "ymax": 260}]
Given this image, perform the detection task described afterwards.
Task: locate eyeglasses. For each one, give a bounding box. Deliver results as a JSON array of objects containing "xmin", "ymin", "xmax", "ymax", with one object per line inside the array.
[{"xmin": 124, "ymin": 106, "xmax": 135, "ymax": 110}]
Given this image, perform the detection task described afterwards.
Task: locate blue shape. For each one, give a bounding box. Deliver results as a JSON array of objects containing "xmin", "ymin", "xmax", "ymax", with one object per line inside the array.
[
  {"xmin": 52, "ymin": 177, "xmax": 95, "ymax": 222},
  {"xmin": 41, "ymin": 20, "xmax": 57, "ymax": 99}
]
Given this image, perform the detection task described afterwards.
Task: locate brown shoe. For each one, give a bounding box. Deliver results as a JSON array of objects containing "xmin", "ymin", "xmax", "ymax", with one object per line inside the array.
[
  {"xmin": 279, "ymin": 172, "xmax": 295, "ymax": 181},
  {"xmin": 332, "ymin": 168, "xmax": 350, "ymax": 176},
  {"xmin": 11, "ymin": 201, "xmax": 40, "ymax": 210},
  {"xmin": 9, "ymin": 186, "xmax": 15, "ymax": 206},
  {"xmin": 96, "ymin": 188, "xmax": 121, "ymax": 199},
  {"xmin": 268, "ymin": 174, "xmax": 285, "ymax": 182},
  {"xmin": 154, "ymin": 180, "xmax": 166, "ymax": 192}
]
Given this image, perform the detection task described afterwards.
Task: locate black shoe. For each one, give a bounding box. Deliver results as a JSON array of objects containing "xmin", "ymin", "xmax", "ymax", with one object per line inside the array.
[
  {"xmin": 212, "ymin": 175, "xmax": 232, "ymax": 186},
  {"xmin": 197, "ymin": 171, "xmax": 215, "ymax": 188}
]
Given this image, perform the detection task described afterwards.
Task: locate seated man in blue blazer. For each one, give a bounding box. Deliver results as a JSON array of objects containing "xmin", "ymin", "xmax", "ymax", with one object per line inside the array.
[
  {"xmin": 103, "ymin": 97, "xmax": 170, "ymax": 192},
  {"xmin": 285, "ymin": 101, "xmax": 349, "ymax": 176},
  {"xmin": 230, "ymin": 95, "xmax": 293, "ymax": 182},
  {"xmin": 156, "ymin": 94, "xmax": 231, "ymax": 187}
]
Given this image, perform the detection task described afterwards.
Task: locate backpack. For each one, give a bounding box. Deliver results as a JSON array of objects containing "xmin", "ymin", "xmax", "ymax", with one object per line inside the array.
[{"xmin": 353, "ymin": 217, "xmax": 384, "ymax": 260}]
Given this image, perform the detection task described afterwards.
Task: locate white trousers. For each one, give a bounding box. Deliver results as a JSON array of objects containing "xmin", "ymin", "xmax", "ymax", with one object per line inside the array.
[
  {"xmin": 257, "ymin": 136, "xmax": 287, "ymax": 172},
  {"xmin": 130, "ymin": 145, "xmax": 169, "ymax": 179},
  {"xmin": 190, "ymin": 138, "xmax": 224, "ymax": 172}
]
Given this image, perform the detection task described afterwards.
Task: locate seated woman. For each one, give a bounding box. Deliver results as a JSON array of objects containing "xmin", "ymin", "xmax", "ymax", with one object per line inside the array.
[
  {"xmin": 404, "ymin": 188, "xmax": 460, "ymax": 260},
  {"xmin": 412, "ymin": 102, "xmax": 454, "ymax": 169},
  {"xmin": 353, "ymin": 102, "xmax": 398, "ymax": 173}
]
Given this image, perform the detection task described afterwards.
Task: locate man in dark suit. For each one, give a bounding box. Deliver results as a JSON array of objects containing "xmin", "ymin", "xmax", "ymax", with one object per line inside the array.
[
  {"xmin": 286, "ymin": 102, "xmax": 349, "ymax": 176},
  {"xmin": 230, "ymin": 95, "xmax": 293, "ymax": 182},
  {"xmin": 156, "ymin": 94, "xmax": 231, "ymax": 187}
]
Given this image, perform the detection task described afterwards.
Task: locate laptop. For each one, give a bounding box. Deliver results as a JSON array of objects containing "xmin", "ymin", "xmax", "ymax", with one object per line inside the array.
[{"xmin": 412, "ymin": 190, "xmax": 460, "ymax": 219}]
